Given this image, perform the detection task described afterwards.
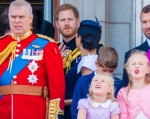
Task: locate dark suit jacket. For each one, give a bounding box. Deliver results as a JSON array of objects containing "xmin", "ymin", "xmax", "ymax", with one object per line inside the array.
[{"xmin": 122, "ymin": 41, "xmax": 149, "ymax": 87}]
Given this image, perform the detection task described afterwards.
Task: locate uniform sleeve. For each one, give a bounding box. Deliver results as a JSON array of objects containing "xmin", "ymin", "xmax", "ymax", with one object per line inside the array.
[
  {"xmin": 71, "ymin": 77, "xmax": 83, "ymax": 119},
  {"xmin": 110, "ymin": 101, "xmax": 120, "ymax": 115},
  {"xmin": 117, "ymin": 88, "xmax": 129, "ymax": 119},
  {"xmin": 44, "ymin": 42, "xmax": 65, "ymax": 119}
]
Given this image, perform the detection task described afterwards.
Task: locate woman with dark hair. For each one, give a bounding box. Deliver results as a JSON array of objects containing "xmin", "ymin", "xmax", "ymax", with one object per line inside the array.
[
  {"xmin": 76, "ymin": 19, "xmax": 102, "ymax": 76},
  {"xmin": 36, "ymin": 20, "xmax": 55, "ymax": 39},
  {"xmin": 0, "ymin": 8, "xmax": 11, "ymax": 36}
]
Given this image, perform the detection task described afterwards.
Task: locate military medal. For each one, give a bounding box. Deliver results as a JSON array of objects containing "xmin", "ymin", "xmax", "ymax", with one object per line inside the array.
[
  {"xmin": 27, "ymin": 60, "xmax": 39, "ymax": 84},
  {"xmin": 28, "ymin": 60, "xmax": 38, "ymax": 73},
  {"xmin": 27, "ymin": 74, "xmax": 38, "ymax": 84},
  {"xmin": 22, "ymin": 49, "xmax": 26, "ymax": 59},
  {"xmin": 22, "ymin": 48, "xmax": 43, "ymax": 61},
  {"xmin": 27, "ymin": 49, "xmax": 31, "ymax": 60}
]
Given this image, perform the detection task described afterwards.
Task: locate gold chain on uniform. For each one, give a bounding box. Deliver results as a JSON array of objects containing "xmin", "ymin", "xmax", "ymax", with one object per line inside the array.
[
  {"xmin": 0, "ymin": 41, "xmax": 17, "ymax": 65},
  {"xmin": 63, "ymin": 48, "xmax": 81, "ymax": 74}
]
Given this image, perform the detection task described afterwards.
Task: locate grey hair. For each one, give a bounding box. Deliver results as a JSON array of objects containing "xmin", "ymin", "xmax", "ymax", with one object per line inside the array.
[{"xmin": 9, "ymin": 0, "xmax": 32, "ymax": 14}]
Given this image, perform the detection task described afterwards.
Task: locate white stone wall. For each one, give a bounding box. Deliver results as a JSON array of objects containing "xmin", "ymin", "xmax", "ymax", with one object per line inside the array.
[
  {"xmin": 63, "ymin": 0, "xmax": 131, "ymax": 78},
  {"xmin": 105, "ymin": 0, "xmax": 131, "ymax": 78},
  {"xmin": 64, "ymin": 0, "xmax": 106, "ymax": 45},
  {"xmin": 63, "ymin": 0, "xmax": 150, "ymax": 79}
]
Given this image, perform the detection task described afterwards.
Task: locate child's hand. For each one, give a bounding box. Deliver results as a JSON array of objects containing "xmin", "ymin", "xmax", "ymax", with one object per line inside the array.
[{"xmin": 43, "ymin": 86, "xmax": 49, "ymax": 98}]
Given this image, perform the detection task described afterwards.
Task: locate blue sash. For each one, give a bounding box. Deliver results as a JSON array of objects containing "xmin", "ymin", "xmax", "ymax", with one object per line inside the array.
[
  {"xmin": 0, "ymin": 37, "xmax": 49, "ymax": 99},
  {"xmin": 0, "ymin": 37, "xmax": 49, "ymax": 86}
]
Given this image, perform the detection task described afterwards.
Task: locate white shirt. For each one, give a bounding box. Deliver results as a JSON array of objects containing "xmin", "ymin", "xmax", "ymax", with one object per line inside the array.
[
  {"xmin": 146, "ymin": 39, "xmax": 150, "ymax": 47},
  {"xmin": 77, "ymin": 54, "xmax": 98, "ymax": 74}
]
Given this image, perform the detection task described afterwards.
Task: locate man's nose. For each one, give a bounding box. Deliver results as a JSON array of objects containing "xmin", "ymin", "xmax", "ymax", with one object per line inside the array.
[
  {"xmin": 147, "ymin": 21, "xmax": 150, "ymax": 28},
  {"xmin": 65, "ymin": 20, "xmax": 69, "ymax": 25},
  {"xmin": 15, "ymin": 17, "xmax": 20, "ymax": 22}
]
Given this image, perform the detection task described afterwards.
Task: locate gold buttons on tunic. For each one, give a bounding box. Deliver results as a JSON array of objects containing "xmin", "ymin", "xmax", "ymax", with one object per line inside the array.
[
  {"xmin": 15, "ymin": 54, "xmax": 19, "ymax": 58},
  {"xmin": 13, "ymin": 75, "xmax": 17, "ymax": 79},
  {"xmin": 13, "ymin": 81, "xmax": 17, "ymax": 85},
  {"xmin": 17, "ymin": 44, "xmax": 21, "ymax": 47},
  {"xmin": 16, "ymin": 49, "xmax": 20, "ymax": 53}
]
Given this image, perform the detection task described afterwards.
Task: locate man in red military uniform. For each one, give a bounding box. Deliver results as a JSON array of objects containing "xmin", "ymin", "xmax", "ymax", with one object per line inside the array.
[{"xmin": 0, "ymin": 0, "xmax": 65, "ymax": 119}]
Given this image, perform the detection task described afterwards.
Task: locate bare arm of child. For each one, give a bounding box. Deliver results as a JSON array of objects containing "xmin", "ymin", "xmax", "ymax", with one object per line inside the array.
[
  {"xmin": 111, "ymin": 114, "xmax": 119, "ymax": 119},
  {"xmin": 77, "ymin": 108, "xmax": 86, "ymax": 119}
]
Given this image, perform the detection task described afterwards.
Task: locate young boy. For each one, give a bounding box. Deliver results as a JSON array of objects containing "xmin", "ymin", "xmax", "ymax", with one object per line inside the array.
[{"xmin": 71, "ymin": 46, "xmax": 122, "ymax": 119}]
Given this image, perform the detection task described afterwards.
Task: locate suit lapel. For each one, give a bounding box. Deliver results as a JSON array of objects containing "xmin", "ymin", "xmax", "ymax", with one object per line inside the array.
[{"xmin": 137, "ymin": 40, "xmax": 149, "ymax": 52}]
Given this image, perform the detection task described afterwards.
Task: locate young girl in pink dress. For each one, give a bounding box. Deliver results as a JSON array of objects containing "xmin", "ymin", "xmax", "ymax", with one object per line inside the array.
[
  {"xmin": 117, "ymin": 50, "xmax": 150, "ymax": 119},
  {"xmin": 77, "ymin": 73, "xmax": 120, "ymax": 119}
]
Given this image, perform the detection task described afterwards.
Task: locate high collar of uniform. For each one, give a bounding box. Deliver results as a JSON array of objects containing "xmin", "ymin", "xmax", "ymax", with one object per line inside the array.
[
  {"xmin": 11, "ymin": 29, "xmax": 32, "ymax": 42},
  {"xmin": 63, "ymin": 37, "xmax": 76, "ymax": 51}
]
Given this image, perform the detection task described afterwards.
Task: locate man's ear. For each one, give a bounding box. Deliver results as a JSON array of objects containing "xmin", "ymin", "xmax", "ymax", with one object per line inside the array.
[
  {"xmin": 29, "ymin": 14, "xmax": 33, "ymax": 24},
  {"xmin": 77, "ymin": 18, "xmax": 80, "ymax": 27},
  {"xmin": 55, "ymin": 20, "xmax": 59, "ymax": 28}
]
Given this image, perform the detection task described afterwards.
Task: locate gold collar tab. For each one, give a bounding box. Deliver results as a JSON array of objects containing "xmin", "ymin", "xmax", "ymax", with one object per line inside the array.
[{"xmin": 11, "ymin": 29, "xmax": 32, "ymax": 42}]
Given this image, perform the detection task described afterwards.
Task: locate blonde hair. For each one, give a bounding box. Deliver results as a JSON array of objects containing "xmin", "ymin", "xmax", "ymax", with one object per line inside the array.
[
  {"xmin": 88, "ymin": 73, "xmax": 116, "ymax": 101},
  {"xmin": 125, "ymin": 50, "xmax": 150, "ymax": 96}
]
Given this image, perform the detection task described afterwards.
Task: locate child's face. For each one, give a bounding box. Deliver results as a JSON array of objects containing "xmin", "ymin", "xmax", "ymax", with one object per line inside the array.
[
  {"xmin": 90, "ymin": 76, "xmax": 111, "ymax": 96},
  {"xmin": 126, "ymin": 54, "xmax": 150, "ymax": 80}
]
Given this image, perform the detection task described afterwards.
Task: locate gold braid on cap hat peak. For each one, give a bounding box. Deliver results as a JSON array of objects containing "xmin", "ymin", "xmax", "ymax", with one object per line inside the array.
[{"xmin": 0, "ymin": 41, "xmax": 17, "ymax": 66}]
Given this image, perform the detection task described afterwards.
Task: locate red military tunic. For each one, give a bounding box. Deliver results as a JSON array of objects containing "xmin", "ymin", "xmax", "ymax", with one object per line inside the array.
[{"xmin": 0, "ymin": 31, "xmax": 65, "ymax": 119}]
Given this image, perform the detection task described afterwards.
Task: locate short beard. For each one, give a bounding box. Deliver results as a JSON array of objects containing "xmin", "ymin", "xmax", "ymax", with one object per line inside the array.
[{"xmin": 59, "ymin": 28, "xmax": 77, "ymax": 39}]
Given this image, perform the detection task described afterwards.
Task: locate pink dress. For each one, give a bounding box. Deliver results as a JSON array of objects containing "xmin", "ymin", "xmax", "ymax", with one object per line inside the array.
[
  {"xmin": 77, "ymin": 98, "xmax": 120, "ymax": 119},
  {"xmin": 117, "ymin": 84, "xmax": 150, "ymax": 119}
]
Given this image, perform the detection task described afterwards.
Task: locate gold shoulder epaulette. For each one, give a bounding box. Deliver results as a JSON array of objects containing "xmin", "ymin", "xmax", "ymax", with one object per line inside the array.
[
  {"xmin": 0, "ymin": 34, "xmax": 8, "ymax": 39},
  {"xmin": 37, "ymin": 34, "xmax": 54, "ymax": 42}
]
